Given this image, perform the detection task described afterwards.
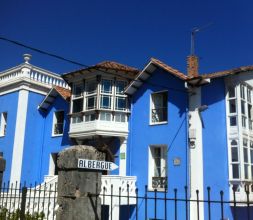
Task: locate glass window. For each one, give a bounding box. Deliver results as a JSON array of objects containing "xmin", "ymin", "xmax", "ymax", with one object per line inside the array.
[
  {"xmin": 53, "ymin": 111, "xmax": 64, "ymax": 135},
  {"xmin": 241, "ymin": 100, "xmax": 246, "ymax": 115},
  {"xmin": 73, "ymin": 99, "xmax": 83, "ymax": 113},
  {"xmin": 229, "ymin": 100, "xmax": 236, "ymax": 113},
  {"xmin": 87, "ymin": 96, "xmax": 96, "ymax": 110},
  {"xmin": 231, "ymin": 147, "xmax": 239, "ymax": 162},
  {"xmin": 151, "ymin": 91, "xmax": 168, "ymax": 123},
  {"xmin": 116, "ymin": 81, "xmax": 126, "ymax": 95},
  {"xmin": 86, "ymin": 80, "xmax": 97, "ymax": 94},
  {"xmin": 73, "ymin": 83, "xmax": 83, "ymax": 98},
  {"xmin": 241, "ymin": 85, "xmax": 245, "ymax": 99},
  {"xmin": 100, "ymin": 95, "xmax": 111, "ymax": 109},
  {"xmin": 100, "ymin": 112, "xmax": 111, "ymax": 121},
  {"xmin": 232, "ymin": 164, "xmax": 240, "ymax": 179},
  {"xmin": 101, "ymin": 79, "xmax": 112, "ymax": 94},
  {"xmin": 149, "ymin": 146, "xmax": 167, "ymax": 189},
  {"xmin": 115, "ymin": 97, "xmax": 126, "ymax": 110},
  {"xmin": 115, "ymin": 113, "xmax": 126, "ymax": 122},
  {"xmin": 228, "ymin": 86, "xmax": 236, "ymax": 98},
  {"xmin": 230, "ymin": 116, "xmax": 237, "ymax": 126},
  {"xmin": 85, "ymin": 114, "xmax": 96, "ymax": 122}
]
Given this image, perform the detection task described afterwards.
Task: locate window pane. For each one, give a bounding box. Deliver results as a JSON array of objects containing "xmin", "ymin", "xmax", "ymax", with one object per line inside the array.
[
  {"xmin": 85, "ymin": 114, "xmax": 96, "ymax": 122},
  {"xmin": 231, "ymin": 140, "xmax": 238, "ymax": 145},
  {"xmin": 101, "ymin": 79, "xmax": 112, "ymax": 94},
  {"xmin": 73, "ymin": 99, "xmax": 83, "ymax": 113},
  {"xmin": 100, "ymin": 112, "xmax": 111, "ymax": 121},
  {"xmin": 86, "ymin": 81, "xmax": 97, "ymax": 94},
  {"xmin": 241, "ymin": 85, "xmax": 245, "ymax": 99},
  {"xmin": 231, "ymin": 147, "xmax": 239, "ymax": 162},
  {"xmin": 100, "ymin": 95, "xmax": 111, "ymax": 109},
  {"xmin": 229, "ymin": 100, "xmax": 236, "ymax": 113},
  {"xmin": 116, "ymin": 97, "xmax": 126, "ymax": 110},
  {"xmin": 244, "ymin": 148, "xmax": 248, "ymax": 163},
  {"xmin": 250, "ymin": 149, "xmax": 253, "ymax": 163},
  {"xmin": 230, "ymin": 117, "xmax": 237, "ymax": 126},
  {"xmin": 87, "ymin": 96, "xmax": 96, "ymax": 109},
  {"xmin": 247, "ymin": 88, "xmax": 251, "ymax": 103},
  {"xmin": 245, "ymin": 164, "xmax": 249, "ymax": 179},
  {"xmin": 232, "ymin": 164, "xmax": 240, "ymax": 179},
  {"xmin": 73, "ymin": 84, "xmax": 83, "ymax": 97},
  {"xmin": 72, "ymin": 116, "xmax": 83, "ymax": 124},
  {"xmin": 242, "ymin": 116, "xmax": 247, "ymax": 128},
  {"xmin": 116, "ymin": 81, "xmax": 126, "ymax": 94},
  {"xmin": 241, "ymin": 100, "xmax": 245, "ymax": 114},
  {"xmin": 228, "ymin": 86, "xmax": 235, "ymax": 98},
  {"xmin": 115, "ymin": 113, "xmax": 126, "ymax": 122}
]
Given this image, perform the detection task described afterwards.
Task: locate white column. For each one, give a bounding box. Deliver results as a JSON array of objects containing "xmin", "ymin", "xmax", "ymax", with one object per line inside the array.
[
  {"xmin": 119, "ymin": 137, "xmax": 127, "ymax": 176},
  {"xmin": 109, "ymin": 204, "xmax": 120, "ymax": 220},
  {"xmin": 10, "ymin": 87, "xmax": 29, "ymax": 184},
  {"xmin": 189, "ymin": 87, "xmax": 204, "ymax": 220}
]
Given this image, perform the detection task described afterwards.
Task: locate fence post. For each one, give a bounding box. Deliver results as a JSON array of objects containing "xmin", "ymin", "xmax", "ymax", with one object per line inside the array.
[{"xmin": 20, "ymin": 186, "xmax": 27, "ymax": 220}]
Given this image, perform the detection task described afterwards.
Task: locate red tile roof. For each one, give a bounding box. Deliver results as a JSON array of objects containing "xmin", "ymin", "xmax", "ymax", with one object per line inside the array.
[
  {"xmin": 54, "ymin": 86, "xmax": 71, "ymax": 101},
  {"xmin": 203, "ymin": 65, "xmax": 253, "ymax": 79},
  {"xmin": 95, "ymin": 61, "xmax": 139, "ymax": 73},
  {"xmin": 151, "ymin": 58, "xmax": 187, "ymax": 80}
]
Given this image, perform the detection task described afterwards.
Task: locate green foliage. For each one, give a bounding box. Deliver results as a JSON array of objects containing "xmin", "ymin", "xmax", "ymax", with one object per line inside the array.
[{"xmin": 0, "ymin": 207, "xmax": 45, "ymax": 220}]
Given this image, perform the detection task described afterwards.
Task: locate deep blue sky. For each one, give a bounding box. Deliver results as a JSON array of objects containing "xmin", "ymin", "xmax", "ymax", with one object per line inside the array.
[{"xmin": 0, "ymin": 0, "xmax": 253, "ymax": 75}]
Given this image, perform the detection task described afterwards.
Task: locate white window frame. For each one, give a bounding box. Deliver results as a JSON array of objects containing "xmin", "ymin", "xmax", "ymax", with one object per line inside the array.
[
  {"xmin": 71, "ymin": 82, "xmax": 84, "ymax": 123},
  {"xmin": 52, "ymin": 110, "xmax": 64, "ymax": 137},
  {"xmin": 148, "ymin": 145, "xmax": 167, "ymax": 191},
  {"xmin": 150, "ymin": 91, "xmax": 168, "ymax": 125},
  {"xmin": 0, "ymin": 112, "xmax": 7, "ymax": 137}
]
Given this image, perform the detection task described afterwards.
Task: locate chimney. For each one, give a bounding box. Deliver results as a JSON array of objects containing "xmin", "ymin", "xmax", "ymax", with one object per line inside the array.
[{"xmin": 187, "ymin": 55, "xmax": 199, "ymax": 78}]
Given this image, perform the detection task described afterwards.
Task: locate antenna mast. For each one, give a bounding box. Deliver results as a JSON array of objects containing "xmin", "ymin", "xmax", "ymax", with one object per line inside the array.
[{"xmin": 190, "ymin": 23, "xmax": 213, "ymax": 55}]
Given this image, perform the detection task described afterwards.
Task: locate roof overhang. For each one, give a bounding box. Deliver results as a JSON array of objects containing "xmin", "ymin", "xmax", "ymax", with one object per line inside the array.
[
  {"xmin": 125, "ymin": 61, "xmax": 156, "ymax": 95},
  {"xmin": 186, "ymin": 76, "xmax": 211, "ymax": 87},
  {"xmin": 38, "ymin": 87, "xmax": 70, "ymax": 111}
]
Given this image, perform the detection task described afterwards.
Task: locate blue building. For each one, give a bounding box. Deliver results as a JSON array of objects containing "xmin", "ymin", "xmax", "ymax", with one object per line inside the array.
[
  {"xmin": 1, "ymin": 54, "xmax": 253, "ymax": 219},
  {"xmin": 0, "ymin": 54, "xmax": 71, "ymax": 184}
]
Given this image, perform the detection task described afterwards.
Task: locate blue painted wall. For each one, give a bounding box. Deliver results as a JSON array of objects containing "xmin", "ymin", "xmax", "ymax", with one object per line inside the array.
[
  {"xmin": 128, "ymin": 68, "xmax": 188, "ymax": 219},
  {"xmin": 39, "ymin": 95, "xmax": 70, "ymax": 183},
  {"xmin": 201, "ymin": 78, "xmax": 253, "ymax": 219},
  {"xmin": 0, "ymin": 92, "xmax": 19, "ymax": 183}
]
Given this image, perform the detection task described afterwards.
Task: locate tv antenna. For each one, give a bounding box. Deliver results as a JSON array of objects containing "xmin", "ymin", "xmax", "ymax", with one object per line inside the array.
[{"xmin": 191, "ymin": 23, "xmax": 213, "ymax": 55}]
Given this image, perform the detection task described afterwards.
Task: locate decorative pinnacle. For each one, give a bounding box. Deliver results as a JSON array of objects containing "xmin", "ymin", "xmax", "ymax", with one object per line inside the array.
[{"xmin": 23, "ymin": 54, "xmax": 32, "ymax": 64}]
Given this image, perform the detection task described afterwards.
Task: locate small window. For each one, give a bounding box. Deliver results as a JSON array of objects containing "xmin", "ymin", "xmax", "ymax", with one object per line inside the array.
[
  {"xmin": 149, "ymin": 145, "xmax": 167, "ymax": 190},
  {"xmin": 0, "ymin": 112, "xmax": 7, "ymax": 136},
  {"xmin": 53, "ymin": 111, "xmax": 64, "ymax": 135},
  {"xmin": 73, "ymin": 83, "xmax": 83, "ymax": 98},
  {"xmin": 100, "ymin": 112, "xmax": 111, "ymax": 121},
  {"xmin": 151, "ymin": 91, "xmax": 168, "ymax": 124}
]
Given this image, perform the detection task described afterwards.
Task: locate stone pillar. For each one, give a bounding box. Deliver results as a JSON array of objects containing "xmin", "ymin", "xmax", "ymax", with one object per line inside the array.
[
  {"xmin": 56, "ymin": 145, "xmax": 105, "ymax": 220},
  {"xmin": 0, "ymin": 152, "xmax": 6, "ymax": 187}
]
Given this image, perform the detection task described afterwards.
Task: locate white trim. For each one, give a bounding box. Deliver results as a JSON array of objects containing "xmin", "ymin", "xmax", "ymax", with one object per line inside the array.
[
  {"xmin": 148, "ymin": 145, "xmax": 167, "ymax": 191},
  {"xmin": 188, "ymin": 87, "xmax": 204, "ymax": 220},
  {"xmin": 119, "ymin": 137, "xmax": 127, "ymax": 176},
  {"xmin": 52, "ymin": 110, "xmax": 64, "ymax": 136},
  {"xmin": 10, "ymin": 89, "xmax": 29, "ymax": 184},
  {"xmin": 149, "ymin": 90, "xmax": 168, "ymax": 125}
]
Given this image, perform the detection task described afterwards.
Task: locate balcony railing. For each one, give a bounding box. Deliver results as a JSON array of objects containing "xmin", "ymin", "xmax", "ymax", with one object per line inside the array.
[{"xmin": 152, "ymin": 176, "xmax": 167, "ymax": 189}]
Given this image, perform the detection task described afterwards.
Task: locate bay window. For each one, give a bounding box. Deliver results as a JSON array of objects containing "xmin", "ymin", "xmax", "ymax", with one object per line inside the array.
[
  {"xmin": 227, "ymin": 83, "xmax": 253, "ymax": 184},
  {"xmin": 71, "ymin": 77, "xmax": 129, "ymax": 123}
]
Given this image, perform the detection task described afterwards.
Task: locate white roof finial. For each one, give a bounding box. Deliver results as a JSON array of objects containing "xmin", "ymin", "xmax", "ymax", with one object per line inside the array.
[{"xmin": 23, "ymin": 54, "xmax": 32, "ymax": 64}]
